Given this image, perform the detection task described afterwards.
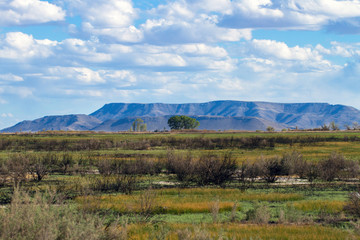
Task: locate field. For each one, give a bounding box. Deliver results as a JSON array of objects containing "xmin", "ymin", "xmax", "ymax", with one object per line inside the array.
[{"xmin": 1, "ymin": 130, "xmax": 360, "ymax": 239}]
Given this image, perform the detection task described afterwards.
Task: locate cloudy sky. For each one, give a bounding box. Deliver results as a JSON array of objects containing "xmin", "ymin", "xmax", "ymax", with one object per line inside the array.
[{"xmin": 1, "ymin": 0, "xmax": 360, "ymax": 128}]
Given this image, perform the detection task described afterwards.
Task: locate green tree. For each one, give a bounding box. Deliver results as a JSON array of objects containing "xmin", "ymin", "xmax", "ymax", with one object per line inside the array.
[
  {"xmin": 266, "ymin": 126, "xmax": 274, "ymax": 132},
  {"xmin": 167, "ymin": 116, "xmax": 200, "ymax": 130},
  {"xmin": 131, "ymin": 118, "xmax": 147, "ymax": 132},
  {"xmin": 330, "ymin": 121, "xmax": 339, "ymax": 131}
]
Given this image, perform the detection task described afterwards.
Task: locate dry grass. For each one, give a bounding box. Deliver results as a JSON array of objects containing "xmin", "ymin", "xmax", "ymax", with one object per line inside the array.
[
  {"xmin": 76, "ymin": 188, "xmax": 303, "ymax": 214},
  {"xmin": 0, "ymin": 190, "xmax": 108, "ymax": 240},
  {"xmin": 124, "ymin": 223, "xmax": 359, "ymax": 240},
  {"xmin": 292, "ymin": 200, "xmax": 346, "ymax": 214}
]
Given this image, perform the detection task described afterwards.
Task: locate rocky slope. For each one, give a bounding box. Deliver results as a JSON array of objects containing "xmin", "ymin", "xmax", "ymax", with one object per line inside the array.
[{"xmin": 3, "ymin": 101, "xmax": 360, "ymax": 132}]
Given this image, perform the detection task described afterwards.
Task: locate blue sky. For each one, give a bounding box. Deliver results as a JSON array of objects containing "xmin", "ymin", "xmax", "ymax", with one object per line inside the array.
[{"xmin": 1, "ymin": 0, "xmax": 360, "ymax": 129}]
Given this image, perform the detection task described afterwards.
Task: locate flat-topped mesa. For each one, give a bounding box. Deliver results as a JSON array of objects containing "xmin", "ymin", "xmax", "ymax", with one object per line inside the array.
[{"xmin": 2, "ymin": 101, "xmax": 360, "ymax": 132}]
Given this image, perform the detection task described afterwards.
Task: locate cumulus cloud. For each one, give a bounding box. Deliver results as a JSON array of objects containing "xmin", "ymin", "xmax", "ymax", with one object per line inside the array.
[
  {"xmin": 66, "ymin": 0, "xmax": 142, "ymax": 43},
  {"xmin": 0, "ymin": 0, "xmax": 65, "ymax": 26},
  {"xmin": 142, "ymin": 1, "xmax": 251, "ymax": 45},
  {"xmin": 0, "ymin": 32, "xmax": 56, "ymax": 60},
  {"xmin": 47, "ymin": 67, "xmax": 105, "ymax": 85},
  {"xmin": 220, "ymin": 0, "xmax": 360, "ymax": 31},
  {"xmin": 241, "ymin": 39, "xmax": 336, "ymax": 73},
  {"xmin": 250, "ymin": 39, "xmax": 322, "ymax": 61},
  {"xmin": 65, "ymin": 0, "xmax": 251, "ymax": 44}
]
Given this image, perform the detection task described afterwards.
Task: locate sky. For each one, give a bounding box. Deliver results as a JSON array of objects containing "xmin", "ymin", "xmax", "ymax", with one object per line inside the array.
[{"xmin": 1, "ymin": 0, "xmax": 360, "ymax": 129}]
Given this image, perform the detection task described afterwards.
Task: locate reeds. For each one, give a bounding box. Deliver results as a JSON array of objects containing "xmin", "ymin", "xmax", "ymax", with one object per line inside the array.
[
  {"xmin": 122, "ymin": 223, "xmax": 357, "ymax": 240},
  {"xmin": 292, "ymin": 200, "xmax": 346, "ymax": 213},
  {"xmin": 76, "ymin": 188, "xmax": 303, "ymax": 214}
]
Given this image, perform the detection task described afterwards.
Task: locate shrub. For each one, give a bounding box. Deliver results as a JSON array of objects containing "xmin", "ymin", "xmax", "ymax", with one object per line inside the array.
[
  {"xmin": 278, "ymin": 206, "xmax": 309, "ymax": 224},
  {"xmin": 96, "ymin": 159, "xmax": 123, "ymax": 176},
  {"xmin": 344, "ymin": 192, "xmax": 360, "ymax": 218},
  {"xmin": 246, "ymin": 203, "xmax": 271, "ymax": 224},
  {"xmin": 0, "ymin": 190, "xmax": 107, "ymax": 240},
  {"xmin": 319, "ymin": 152, "xmax": 346, "ymax": 181},
  {"xmin": 259, "ymin": 157, "xmax": 287, "ymax": 183},
  {"xmin": 89, "ymin": 175, "xmax": 137, "ymax": 194},
  {"xmin": 194, "ymin": 153, "xmax": 237, "ymax": 186},
  {"xmin": 5, "ymin": 154, "xmax": 31, "ymax": 186},
  {"xmin": 282, "ymin": 151, "xmax": 307, "ymax": 177},
  {"xmin": 131, "ymin": 157, "xmax": 163, "ymax": 175},
  {"xmin": 58, "ymin": 152, "xmax": 75, "ymax": 174},
  {"xmin": 166, "ymin": 151, "xmax": 195, "ymax": 184},
  {"xmin": 29, "ymin": 152, "xmax": 58, "ymax": 182},
  {"xmin": 304, "ymin": 162, "xmax": 319, "ymax": 183}
]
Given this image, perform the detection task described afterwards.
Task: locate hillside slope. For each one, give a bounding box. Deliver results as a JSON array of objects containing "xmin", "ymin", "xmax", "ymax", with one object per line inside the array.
[{"xmin": 3, "ymin": 100, "xmax": 360, "ymax": 132}]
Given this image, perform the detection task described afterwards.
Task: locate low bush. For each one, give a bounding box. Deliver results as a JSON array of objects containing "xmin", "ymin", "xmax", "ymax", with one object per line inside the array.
[
  {"xmin": 344, "ymin": 192, "xmax": 360, "ymax": 218},
  {"xmin": 245, "ymin": 203, "xmax": 271, "ymax": 224},
  {"xmin": 89, "ymin": 175, "xmax": 137, "ymax": 194},
  {"xmin": 0, "ymin": 190, "xmax": 111, "ymax": 240},
  {"xmin": 258, "ymin": 157, "xmax": 287, "ymax": 183},
  {"xmin": 194, "ymin": 153, "xmax": 237, "ymax": 186}
]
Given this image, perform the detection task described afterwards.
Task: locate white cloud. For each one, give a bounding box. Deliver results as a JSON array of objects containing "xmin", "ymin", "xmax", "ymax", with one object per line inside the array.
[
  {"xmin": 251, "ymin": 39, "xmax": 322, "ymax": 61},
  {"xmin": 0, "ymin": 32, "xmax": 55, "ymax": 59},
  {"xmin": 0, "ymin": 0, "xmax": 65, "ymax": 26},
  {"xmin": 135, "ymin": 53, "xmax": 187, "ymax": 67},
  {"xmin": 66, "ymin": 0, "xmax": 141, "ymax": 43},
  {"xmin": 288, "ymin": 0, "xmax": 360, "ymax": 18},
  {"xmin": 48, "ymin": 67, "xmax": 105, "ymax": 84},
  {"xmin": 64, "ymin": 89, "xmax": 103, "ymax": 97},
  {"xmin": 234, "ymin": 0, "xmax": 284, "ymax": 18},
  {"xmin": 243, "ymin": 39, "xmax": 336, "ymax": 73},
  {"xmin": 1, "ymin": 113, "xmax": 14, "ymax": 118},
  {"xmin": 0, "ymin": 73, "xmax": 23, "ymax": 82},
  {"xmin": 82, "ymin": 23, "xmax": 143, "ymax": 43},
  {"xmin": 220, "ymin": 0, "xmax": 360, "ymax": 30},
  {"xmin": 142, "ymin": 2, "xmax": 252, "ymax": 44},
  {"xmin": 73, "ymin": 0, "xmax": 137, "ymax": 28},
  {"xmin": 187, "ymin": 0, "xmax": 233, "ymax": 14},
  {"xmin": 59, "ymin": 38, "xmax": 112, "ymax": 62}
]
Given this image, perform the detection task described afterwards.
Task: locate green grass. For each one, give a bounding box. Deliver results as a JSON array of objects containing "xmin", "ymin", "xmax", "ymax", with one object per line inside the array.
[{"xmin": 2, "ymin": 131, "xmax": 360, "ymax": 239}]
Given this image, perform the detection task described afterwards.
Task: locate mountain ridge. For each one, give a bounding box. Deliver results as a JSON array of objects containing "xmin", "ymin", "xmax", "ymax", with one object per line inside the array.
[{"xmin": 3, "ymin": 100, "xmax": 360, "ymax": 132}]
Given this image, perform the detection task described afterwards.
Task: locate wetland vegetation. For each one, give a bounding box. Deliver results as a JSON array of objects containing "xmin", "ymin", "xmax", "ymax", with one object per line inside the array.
[{"xmin": 1, "ymin": 130, "xmax": 360, "ymax": 239}]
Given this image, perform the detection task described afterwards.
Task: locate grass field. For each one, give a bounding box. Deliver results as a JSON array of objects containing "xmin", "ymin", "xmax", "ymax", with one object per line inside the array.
[{"xmin": 1, "ymin": 131, "xmax": 360, "ymax": 239}]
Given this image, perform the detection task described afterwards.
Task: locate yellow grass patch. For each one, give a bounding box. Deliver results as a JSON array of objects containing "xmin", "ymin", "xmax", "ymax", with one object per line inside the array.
[
  {"xmin": 292, "ymin": 200, "xmax": 346, "ymax": 213},
  {"xmin": 124, "ymin": 223, "xmax": 358, "ymax": 240},
  {"xmin": 76, "ymin": 188, "xmax": 303, "ymax": 214}
]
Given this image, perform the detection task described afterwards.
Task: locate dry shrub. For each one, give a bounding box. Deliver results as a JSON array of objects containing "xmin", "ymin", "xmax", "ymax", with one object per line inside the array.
[
  {"xmin": 0, "ymin": 190, "xmax": 106, "ymax": 240},
  {"xmin": 258, "ymin": 156, "xmax": 287, "ymax": 183},
  {"xmin": 344, "ymin": 192, "xmax": 360, "ymax": 218},
  {"xmin": 89, "ymin": 175, "xmax": 137, "ymax": 194},
  {"xmin": 282, "ymin": 151, "xmax": 307, "ymax": 177},
  {"xmin": 246, "ymin": 203, "xmax": 271, "ymax": 224},
  {"xmin": 194, "ymin": 153, "xmax": 237, "ymax": 186},
  {"xmin": 137, "ymin": 187, "xmax": 158, "ymax": 222},
  {"xmin": 278, "ymin": 206, "xmax": 310, "ymax": 224},
  {"xmin": 97, "ymin": 159, "xmax": 123, "ymax": 176},
  {"xmin": 229, "ymin": 202, "xmax": 239, "ymax": 222},
  {"xmin": 304, "ymin": 162, "xmax": 320, "ymax": 183},
  {"xmin": 237, "ymin": 160, "xmax": 261, "ymax": 189},
  {"xmin": 166, "ymin": 151, "xmax": 237, "ymax": 186},
  {"xmin": 129, "ymin": 157, "xmax": 163, "ymax": 175},
  {"xmin": 319, "ymin": 152, "xmax": 346, "ymax": 181},
  {"xmin": 5, "ymin": 154, "xmax": 30, "ymax": 186},
  {"xmin": 210, "ymin": 200, "xmax": 220, "ymax": 223},
  {"xmin": 58, "ymin": 152, "xmax": 75, "ymax": 175},
  {"xmin": 166, "ymin": 151, "xmax": 196, "ymax": 184},
  {"xmin": 29, "ymin": 152, "xmax": 58, "ymax": 182}
]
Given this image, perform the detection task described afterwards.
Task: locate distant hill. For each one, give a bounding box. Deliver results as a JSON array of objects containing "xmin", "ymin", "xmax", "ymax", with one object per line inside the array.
[
  {"xmin": 3, "ymin": 100, "xmax": 360, "ymax": 132},
  {"xmin": 2, "ymin": 114, "xmax": 102, "ymax": 132}
]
